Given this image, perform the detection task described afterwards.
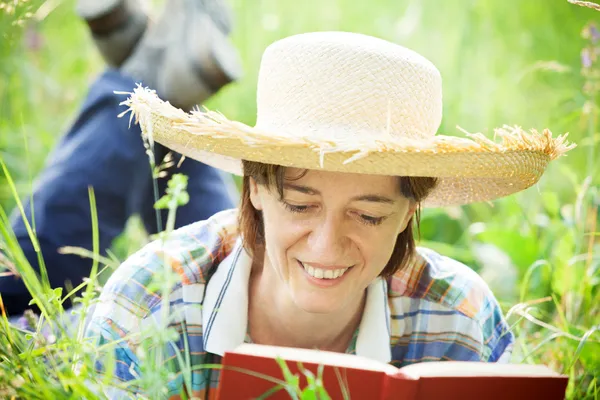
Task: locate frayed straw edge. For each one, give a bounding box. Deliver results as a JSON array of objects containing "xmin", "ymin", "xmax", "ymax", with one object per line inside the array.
[
  {"xmin": 121, "ymin": 86, "xmax": 577, "ymax": 166},
  {"xmin": 568, "ymin": 0, "xmax": 600, "ymax": 11}
]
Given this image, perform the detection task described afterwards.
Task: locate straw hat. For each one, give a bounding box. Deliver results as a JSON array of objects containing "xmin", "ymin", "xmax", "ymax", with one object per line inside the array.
[{"xmin": 122, "ymin": 31, "xmax": 575, "ymax": 207}]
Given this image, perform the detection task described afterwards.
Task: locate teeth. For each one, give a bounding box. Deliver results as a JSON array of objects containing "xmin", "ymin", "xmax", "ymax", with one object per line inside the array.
[{"xmin": 302, "ymin": 263, "xmax": 349, "ymax": 280}]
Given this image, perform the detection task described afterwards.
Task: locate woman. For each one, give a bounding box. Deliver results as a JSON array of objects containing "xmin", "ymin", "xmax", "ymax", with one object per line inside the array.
[{"xmin": 86, "ymin": 31, "xmax": 574, "ymax": 398}]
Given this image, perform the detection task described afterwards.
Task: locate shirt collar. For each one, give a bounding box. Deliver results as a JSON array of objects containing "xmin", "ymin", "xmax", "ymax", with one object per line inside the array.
[{"xmin": 202, "ymin": 238, "xmax": 392, "ymax": 363}]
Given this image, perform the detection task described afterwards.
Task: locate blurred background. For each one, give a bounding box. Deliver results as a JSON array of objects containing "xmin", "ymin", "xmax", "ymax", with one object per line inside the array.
[{"xmin": 0, "ymin": 0, "xmax": 598, "ymax": 397}]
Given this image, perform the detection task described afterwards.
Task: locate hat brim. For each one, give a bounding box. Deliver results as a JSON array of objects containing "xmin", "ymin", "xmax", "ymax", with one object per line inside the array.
[{"xmin": 122, "ymin": 86, "xmax": 575, "ymax": 207}]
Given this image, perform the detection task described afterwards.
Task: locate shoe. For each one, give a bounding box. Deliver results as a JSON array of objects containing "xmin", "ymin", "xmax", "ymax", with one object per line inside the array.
[
  {"xmin": 120, "ymin": 0, "xmax": 242, "ymax": 111},
  {"xmin": 77, "ymin": 0, "xmax": 149, "ymax": 67}
]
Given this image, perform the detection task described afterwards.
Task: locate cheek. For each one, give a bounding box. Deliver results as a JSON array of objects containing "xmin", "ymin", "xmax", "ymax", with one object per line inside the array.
[
  {"xmin": 261, "ymin": 201, "xmax": 309, "ymax": 260},
  {"xmin": 356, "ymin": 226, "xmax": 401, "ymax": 274}
]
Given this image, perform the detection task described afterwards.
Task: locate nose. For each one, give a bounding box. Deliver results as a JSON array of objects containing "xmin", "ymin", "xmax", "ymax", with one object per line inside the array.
[{"xmin": 306, "ymin": 213, "xmax": 348, "ymax": 260}]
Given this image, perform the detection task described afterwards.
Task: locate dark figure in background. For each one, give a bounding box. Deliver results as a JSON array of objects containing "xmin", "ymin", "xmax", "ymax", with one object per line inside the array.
[{"xmin": 2, "ymin": 0, "xmax": 242, "ymax": 316}]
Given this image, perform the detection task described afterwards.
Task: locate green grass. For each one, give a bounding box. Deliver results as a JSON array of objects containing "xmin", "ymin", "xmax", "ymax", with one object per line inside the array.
[{"xmin": 0, "ymin": 0, "xmax": 599, "ymax": 398}]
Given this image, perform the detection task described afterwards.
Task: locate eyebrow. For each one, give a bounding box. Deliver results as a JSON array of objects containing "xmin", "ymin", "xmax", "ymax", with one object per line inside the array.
[{"xmin": 283, "ymin": 183, "xmax": 397, "ymax": 204}]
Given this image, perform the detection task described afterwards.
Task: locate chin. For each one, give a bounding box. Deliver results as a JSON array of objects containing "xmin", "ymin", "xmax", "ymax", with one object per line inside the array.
[{"xmin": 292, "ymin": 292, "xmax": 345, "ymax": 315}]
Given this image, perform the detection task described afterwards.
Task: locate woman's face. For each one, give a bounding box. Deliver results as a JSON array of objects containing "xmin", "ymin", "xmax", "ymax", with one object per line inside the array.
[{"xmin": 249, "ymin": 168, "xmax": 416, "ymax": 315}]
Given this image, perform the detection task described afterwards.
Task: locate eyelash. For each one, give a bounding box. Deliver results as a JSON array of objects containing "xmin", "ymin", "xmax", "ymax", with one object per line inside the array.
[
  {"xmin": 283, "ymin": 202, "xmax": 311, "ymax": 214},
  {"xmin": 359, "ymin": 214, "xmax": 385, "ymax": 226},
  {"xmin": 282, "ymin": 201, "xmax": 386, "ymax": 226}
]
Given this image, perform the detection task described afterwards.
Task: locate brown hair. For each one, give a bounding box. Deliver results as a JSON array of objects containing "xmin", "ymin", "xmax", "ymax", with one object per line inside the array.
[{"xmin": 239, "ymin": 160, "xmax": 438, "ymax": 277}]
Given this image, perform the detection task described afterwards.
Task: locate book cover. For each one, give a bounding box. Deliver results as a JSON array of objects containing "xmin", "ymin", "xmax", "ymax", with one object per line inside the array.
[{"xmin": 216, "ymin": 343, "xmax": 568, "ymax": 400}]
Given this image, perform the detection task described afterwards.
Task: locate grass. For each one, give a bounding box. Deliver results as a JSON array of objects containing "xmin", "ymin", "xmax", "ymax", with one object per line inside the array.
[{"xmin": 0, "ymin": 0, "xmax": 599, "ymax": 398}]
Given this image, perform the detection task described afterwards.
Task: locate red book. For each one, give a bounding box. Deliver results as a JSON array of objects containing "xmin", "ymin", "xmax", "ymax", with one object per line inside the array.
[{"xmin": 217, "ymin": 343, "xmax": 568, "ymax": 400}]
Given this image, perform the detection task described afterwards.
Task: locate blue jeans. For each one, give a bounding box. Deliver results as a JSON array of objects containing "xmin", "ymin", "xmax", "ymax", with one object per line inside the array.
[{"xmin": 2, "ymin": 69, "xmax": 238, "ymax": 316}]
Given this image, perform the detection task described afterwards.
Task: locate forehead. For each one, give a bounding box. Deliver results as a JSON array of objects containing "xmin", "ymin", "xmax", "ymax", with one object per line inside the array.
[{"xmin": 283, "ymin": 168, "xmax": 399, "ymax": 195}]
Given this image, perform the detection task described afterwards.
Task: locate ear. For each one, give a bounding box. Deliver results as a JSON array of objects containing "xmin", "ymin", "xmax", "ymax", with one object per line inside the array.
[{"xmin": 248, "ymin": 177, "xmax": 263, "ymax": 211}]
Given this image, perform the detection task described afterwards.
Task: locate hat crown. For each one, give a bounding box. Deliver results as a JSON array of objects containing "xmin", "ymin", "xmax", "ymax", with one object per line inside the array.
[{"xmin": 255, "ymin": 32, "xmax": 443, "ymax": 141}]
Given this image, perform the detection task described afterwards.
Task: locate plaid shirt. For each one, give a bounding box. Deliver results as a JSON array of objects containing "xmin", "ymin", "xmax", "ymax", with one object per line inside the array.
[{"xmin": 86, "ymin": 209, "xmax": 514, "ymax": 399}]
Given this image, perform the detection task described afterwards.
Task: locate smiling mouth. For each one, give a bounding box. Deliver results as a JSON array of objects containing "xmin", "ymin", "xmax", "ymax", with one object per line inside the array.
[{"xmin": 298, "ymin": 260, "xmax": 352, "ymax": 280}]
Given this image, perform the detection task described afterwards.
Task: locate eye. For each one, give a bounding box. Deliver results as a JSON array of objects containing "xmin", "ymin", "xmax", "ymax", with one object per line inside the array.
[
  {"xmin": 282, "ymin": 201, "xmax": 312, "ymax": 213},
  {"xmin": 356, "ymin": 213, "xmax": 386, "ymax": 226}
]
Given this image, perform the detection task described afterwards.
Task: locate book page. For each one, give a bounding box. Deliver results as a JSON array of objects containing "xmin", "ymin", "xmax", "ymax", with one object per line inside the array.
[
  {"xmin": 232, "ymin": 343, "xmax": 400, "ymax": 374},
  {"xmin": 398, "ymin": 361, "xmax": 561, "ymax": 378}
]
